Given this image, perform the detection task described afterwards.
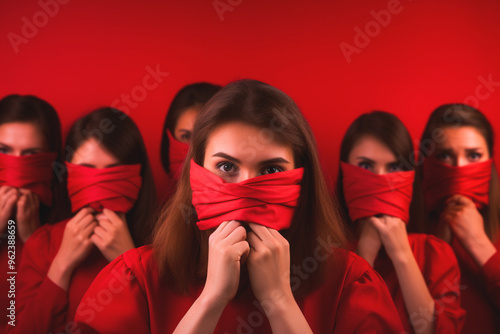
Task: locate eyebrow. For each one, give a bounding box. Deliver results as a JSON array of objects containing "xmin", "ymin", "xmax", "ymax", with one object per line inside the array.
[
  {"xmin": 212, "ymin": 153, "xmax": 290, "ymax": 165},
  {"xmin": 355, "ymin": 156, "xmax": 375, "ymax": 163}
]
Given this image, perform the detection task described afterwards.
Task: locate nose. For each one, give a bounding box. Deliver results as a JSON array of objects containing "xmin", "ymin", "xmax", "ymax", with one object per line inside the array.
[
  {"xmin": 457, "ymin": 156, "xmax": 468, "ymax": 167},
  {"xmin": 235, "ymin": 169, "xmax": 259, "ymax": 182}
]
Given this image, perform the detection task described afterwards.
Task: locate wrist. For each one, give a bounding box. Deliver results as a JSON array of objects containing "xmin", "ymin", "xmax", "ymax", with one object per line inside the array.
[
  {"xmin": 199, "ymin": 289, "xmax": 230, "ymax": 313},
  {"xmin": 387, "ymin": 246, "xmax": 413, "ymax": 266},
  {"xmin": 466, "ymin": 235, "xmax": 497, "ymax": 267}
]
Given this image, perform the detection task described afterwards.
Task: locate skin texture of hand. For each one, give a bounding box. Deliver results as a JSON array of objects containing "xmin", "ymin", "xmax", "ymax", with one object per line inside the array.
[
  {"xmin": 246, "ymin": 222, "xmax": 313, "ymax": 334},
  {"xmin": 369, "ymin": 215, "xmax": 413, "ymax": 264},
  {"xmin": 0, "ymin": 186, "xmax": 19, "ymax": 234},
  {"xmin": 440, "ymin": 195, "xmax": 496, "ymax": 267},
  {"xmin": 91, "ymin": 208, "xmax": 136, "ymax": 262},
  {"xmin": 48, "ymin": 207, "xmax": 98, "ymax": 291},
  {"xmin": 356, "ymin": 217, "xmax": 383, "ymax": 267},
  {"xmin": 16, "ymin": 188, "xmax": 41, "ymax": 243},
  {"xmin": 173, "ymin": 220, "xmax": 250, "ymax": 334}
]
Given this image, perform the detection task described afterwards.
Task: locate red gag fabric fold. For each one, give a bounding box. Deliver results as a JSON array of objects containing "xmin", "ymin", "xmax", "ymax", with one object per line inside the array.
[
  {"xmin": 423, "ymin": 158, "xmax": 492, "ymax": 213},
  {"xmin": 190, "ymin": 159, "xmax": 304, "ymax": 230},
  {"xmin": 167, "ymin": 130, "xmax": 189, "ymax": 179},
  {"xmin": 66, "ymin": 162, "xmax": 142, "ymax": 213},
  {"xmin": 341, "ymin": 162, "xmax": 415, "ymax": 223},
  {"xmin": 0, "ymin": 152, "xmax": 57, "ymax": 206}
]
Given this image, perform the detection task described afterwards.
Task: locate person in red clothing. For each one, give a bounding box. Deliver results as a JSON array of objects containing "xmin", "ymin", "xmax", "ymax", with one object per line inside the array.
[
  {"xmin": 75, "ymin": 79, "xmax": 403, "ymax": 333},
  {"xmin": 160, "ymin": 82, "xmax": 222, "ymax": 181},
  {"xmin": 410, "ymin": 104, "xmax": 500, "ymax": 333},
  {"xmin": 11, "ymin": 107, "xmax": 156, "ymax": 333},
  {"xmin": 0, "ymin": 94, "xmax": 68, "ymax": 331},
  {"xmin": 335, "ymin": 111, "xmax": 465, "ymax": 333}
]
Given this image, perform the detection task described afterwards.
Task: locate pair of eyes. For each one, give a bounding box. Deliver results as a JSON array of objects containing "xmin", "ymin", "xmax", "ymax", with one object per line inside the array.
[
  {"xmin": 0, "ymin": 147, "xmax": 42, "ymax": 155},
  {"xmin": 435, "ymin": 151, "xmax": 483, "ymax": 163},
  {"xmin": 357, "ymin": 161, "xmax": 401, "ymax": 173},
  {"xmin": 217, "ymin": 162, "xmax": 284, "ymax": 176}
]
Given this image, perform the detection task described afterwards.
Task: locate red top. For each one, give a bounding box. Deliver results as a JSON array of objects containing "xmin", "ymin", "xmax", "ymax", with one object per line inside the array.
[
  {"xmin": 451, "ymin": 234, "xmax": 500, "ymax": 333},
  {"xmin": 74, "ymin": 245, "xmax": 404, "ymax": 333},
  {"xmin": 8, "ymin": 219, "xmax": 109, "ymax": 333},
  {"xmin": 369, "ymin": 234, "xmax": 465, "ymax": 333}
]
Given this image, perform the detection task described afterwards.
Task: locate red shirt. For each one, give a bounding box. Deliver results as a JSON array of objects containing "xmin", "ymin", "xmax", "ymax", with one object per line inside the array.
[
  {"xmin": 451, "ymin": 234, "xmax": 500, "ymax": 333},
  {"xmin": 8, "ymin": 219, "xmax": 109, "ymax": 334},
  {"xmin": 371, "ymin": 234, "xmax": 465, "ymax": 333},
  {"xmin": 74, "ymin": 245, "xmax": 404, "ymax": 333}
]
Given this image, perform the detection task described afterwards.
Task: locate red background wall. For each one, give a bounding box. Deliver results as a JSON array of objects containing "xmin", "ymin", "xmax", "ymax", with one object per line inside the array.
[{"xmin": 1, "ymin": 0, "xmax": 499, "ymax": 198}]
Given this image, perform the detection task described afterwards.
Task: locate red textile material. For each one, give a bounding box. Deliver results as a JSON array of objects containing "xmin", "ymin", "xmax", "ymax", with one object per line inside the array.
[
  {"xmin": 66, "ymin": 162, "xmax": 142, "ymax": 213},
  {"xmin": 7, "ymin": 219, "xmax": 108, "ymax": 334},
  {"xmin": 361, "ymin": 234, "xmax": 465, "ymax": 333},
  {"xmin": 341, "ymin": 162, "xmax": 414, "ymax": 223},
  {"xmin": 74, "ymin": 245, "xmax": 404, "ymax": 333},
  {"xmin": 0, "ymin": 152, "xmax": 57, "ymax": 206},
  {"xmin": 190, "ymin": 159, "xmax": 304, "ymax": 230},
  {"xmin": 423, "ymin": 158, "xmax": 492, "ymax": 213},
  {"xmin": 167, "ymin": 130, "xmax": 189, "ymax": 179},
  {"xmin": 450, "ymin": 234, "xmax": 500, "ymax": 333}
]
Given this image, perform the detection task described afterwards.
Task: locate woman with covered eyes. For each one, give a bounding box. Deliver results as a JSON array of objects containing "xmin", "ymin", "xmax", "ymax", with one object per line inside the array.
[
  {"xmin": 0, "ymin": 94, "xmax": 68, "ymax": 331},
  {"xmin": 336, "ymin": 111, "xmax": 465, "ymax": 333},
  {"xmin": 160, "ymin": 82, "xmax": 222, "ymax": 184},
  {"xmin": 75, "ymin": 80, "xmax": 403, "ymax": 333},
  {"xmin": 411, "ymin": 104, "xmax": 500, "ymax": 334},
  {"xmin": 10, "ymin": 108, "xmax": 156, "ymax": 333}
]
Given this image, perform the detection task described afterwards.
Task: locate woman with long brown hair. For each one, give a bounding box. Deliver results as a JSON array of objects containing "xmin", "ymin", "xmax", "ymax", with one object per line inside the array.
[
  {"xmin": 336, "ymin": 111, "xmax": 465, "ymax": 333},
  {"xmin": 11, "ymin": 107, "xmax": 156, "ymax": 333},
  {"xmin": 75, "ymin": 80, "xmax": 403, "ymax": 333},
  {"xmin": 411, "ymin": 104, "xmax": 500, "ymax": 333},
  {"xmin": 0, "ymin": 94, "xmax": 67, "ymax": 331}
]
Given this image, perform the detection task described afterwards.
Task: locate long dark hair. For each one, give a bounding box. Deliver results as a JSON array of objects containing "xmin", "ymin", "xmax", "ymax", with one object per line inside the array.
[
  {"xmin": 153, "ymin": 79, "xmax": 347, "ymax": 296},
  {"xmin": 65, "ymin": 107, "xmax": 156, "ymax": 246},
  {"xmin": 335, "ymin": 111, "xmax": 416, "ymax": 231},
  {"xmin": 412, "ymin": 104, "xmax": 500, "ymax": 241},
  {"xmin": 0, "ymin": 94, "xmax": 69, "ymax": 223},
  {"xmin": 160, "ymin": 82, "xmax": 222, "ymax": 173}
]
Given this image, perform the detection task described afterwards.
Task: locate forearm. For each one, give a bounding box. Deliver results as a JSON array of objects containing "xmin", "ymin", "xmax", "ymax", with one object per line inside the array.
[
  {"xmin": 392, "ymin": 252, "xmax": 435, "ymax": 334},
  {"xmin": 464, "ymin": 234, "xmax": 497, "ymax": 267},
  {"xmin": 47, "ymin": 255, "xmax": 74, "ymax": 291},
  {"xmin": 173, "ymin": 292, "xmax": 227, "ymax": 334},
  {"xmin": 263, "ymin": 293, "xmax": 313, "ymax": 334}
]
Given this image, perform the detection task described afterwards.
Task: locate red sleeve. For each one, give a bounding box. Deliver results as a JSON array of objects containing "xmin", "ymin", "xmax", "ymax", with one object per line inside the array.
[
  {"xmin": 419, "ymin": 235, "xmax": 466, "ymax": 333},
  {"xmin": 8, "ymin": 226, "xmax": 69, "ymax": 333},
  {"xmin": 334, "ymin": 255, "xmax": 404, "ymax": 334},
  {"xmin": 480, "ymin": 250, "xmax": 500, "ymax": 309},
  {"xmin": 74, "ymin": 249, "xmax": 149, "ymax": 334}
]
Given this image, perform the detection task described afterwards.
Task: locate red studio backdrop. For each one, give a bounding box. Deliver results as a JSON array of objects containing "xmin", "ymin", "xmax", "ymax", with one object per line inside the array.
[{"xmin": 1, "ymin": 0, "xmax": 499, "ymax": 199}]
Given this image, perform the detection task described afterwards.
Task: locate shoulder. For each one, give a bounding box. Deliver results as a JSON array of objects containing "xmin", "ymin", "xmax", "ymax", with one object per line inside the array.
[
  {"xmin": 408, "ymin": 233, "xmax": 457, "ymax": 262},
  {"xmin": 23, "ymin": 219, "xmax": 69, "ymax": 253}
]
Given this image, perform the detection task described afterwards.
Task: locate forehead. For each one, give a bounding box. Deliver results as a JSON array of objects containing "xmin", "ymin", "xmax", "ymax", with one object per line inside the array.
[
  {"xmin": 438, "ymin": 127, "xmax": 488, "ymax": 148},
  {"xmin": 0, "ymin": 122, "xmax": 45, "ymax": 147},
  {"xmin": 205, "ymin": 122, "xmax": 293, "ymax": 158},
  {"xmin": 349, "ymin": 136, "xmax": 396, "ymax": 160}
]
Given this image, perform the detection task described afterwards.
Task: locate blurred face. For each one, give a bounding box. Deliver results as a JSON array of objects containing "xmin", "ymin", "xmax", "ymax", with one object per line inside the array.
[
  {"xmin": 432, "ymin": 126, "xmax": 490, "ymax": 167},
  {"xmin": 203, "ymin": 122, "xmax": 295, "ymax": 183},
  {"xmin": 348, "ymin": 136, "xmax": 401, "ymax": 175},
  {"xmin": 0, "ymin": 122, "xmax": 48, "ymax": 156},
  {"xmin": 173, "ymin": 108, "xmax": 199, "ymax": 143},
  {"xmin": 71, "ymin": 138, "xmax": 120, "ymax": 169}
]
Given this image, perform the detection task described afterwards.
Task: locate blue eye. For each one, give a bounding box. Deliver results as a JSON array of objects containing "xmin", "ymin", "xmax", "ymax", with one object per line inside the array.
[
  {"xmin": 468, "ymin": 152, "xmax": 482, "ymax": 161},
  {"xmin": 262, "ymin": 166, "xmax": 283, "ymax": 175},
  {"xmin": 358, "ymin": 162, "xmax": 372, "ymax": 171}
]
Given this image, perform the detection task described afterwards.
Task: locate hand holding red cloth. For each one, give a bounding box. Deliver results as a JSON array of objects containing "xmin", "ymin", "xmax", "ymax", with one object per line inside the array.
[
  {"xmin": 423, "ymin": 158, "xmax": 492, "ymax": 213},
  {"xmin": 0, "ymin": 152, "xmax": 57, "ymax": 206},
  {"xmin": 66, "ymin": 162, "xmax": 142, "ymax": 213},
  {"xmin": 340, "ymin": 162, "xmax": 414, "ymax": 223},
  {"xmin": 190, "ymin": 159, "xmax": 304, "ymax": 230},
  {"xmin": 167, "ymin": 130, "xmax": 189, "ymax": 179}
]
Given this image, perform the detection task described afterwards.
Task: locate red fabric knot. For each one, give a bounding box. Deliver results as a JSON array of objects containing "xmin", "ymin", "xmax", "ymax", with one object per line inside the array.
[
  {"xmin": 167, "ymin": 130, "xmax": 189, "ymax": 180},
  {"xmin": 65, "ymin": 161, "xmax": 142, "ymax": 213},
  {"xmin": 0, "ymin": 152, "xmax": 57, "ymax": 206},
  {"xmin": 341, "ymin": 162, "xmax": 415, "ymax": 223},
  {"xmin": 423, "ymin": 158, "xmax": 492, "ymax": 213},
  {"xmin": 190, "ymin": 159, "xmax": 304, "ymax": 230}
]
